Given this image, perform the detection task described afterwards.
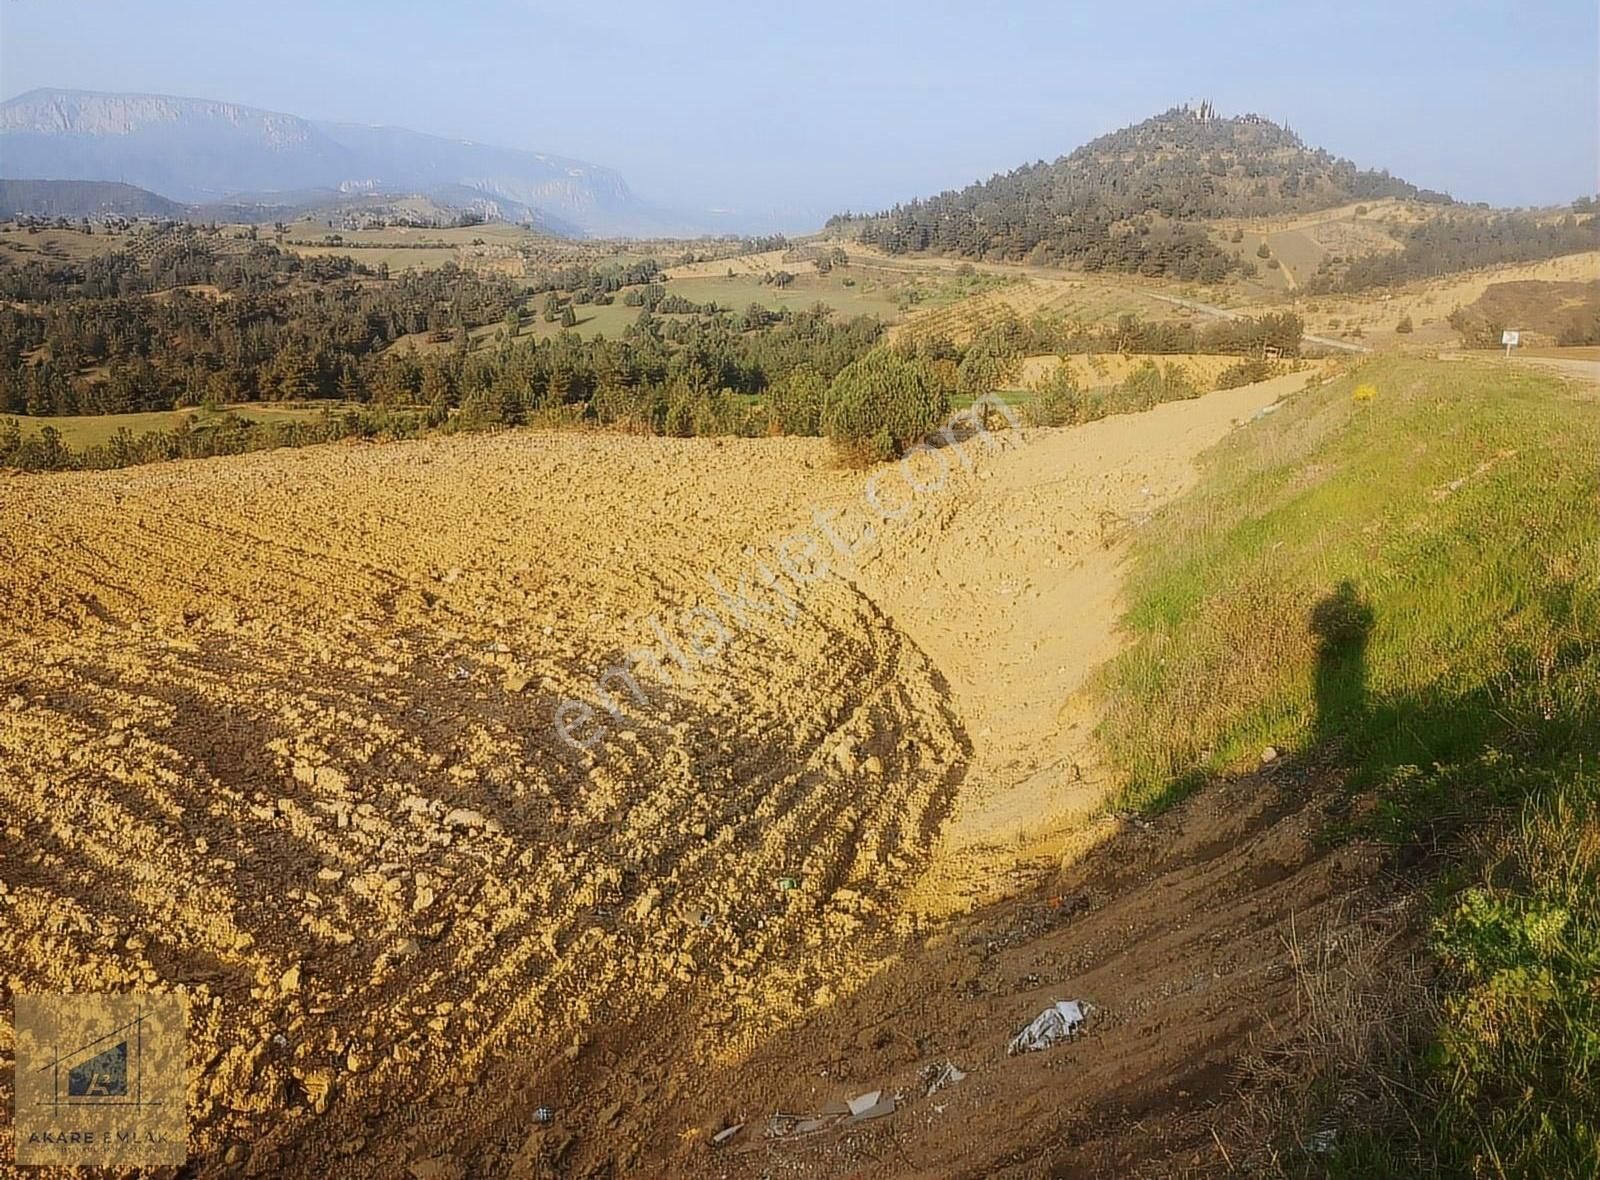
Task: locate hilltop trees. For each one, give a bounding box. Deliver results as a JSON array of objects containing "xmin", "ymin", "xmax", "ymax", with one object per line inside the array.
[
  {"xmin": 0, "ymin": 228, "xmax": 525, "ymax": 415},
  {"xmin": 829, "ymin": 108, "xmax": 1449, "ymax": 276}
]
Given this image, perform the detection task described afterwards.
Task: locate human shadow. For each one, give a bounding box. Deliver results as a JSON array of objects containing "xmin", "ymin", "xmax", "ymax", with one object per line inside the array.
[
  {"xmin": 1303, "ymin": 577, "xmax": 1594, "ymax": 859},
  {"xmin": 1309, "ymin": 578, "xmax": 1376, "ymax": 749}
]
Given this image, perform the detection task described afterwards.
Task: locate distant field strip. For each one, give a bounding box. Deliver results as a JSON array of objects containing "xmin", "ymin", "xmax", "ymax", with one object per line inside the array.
[{"xmin": 890, "ymin": 279, "xmax": 1175, "ymax": 345}]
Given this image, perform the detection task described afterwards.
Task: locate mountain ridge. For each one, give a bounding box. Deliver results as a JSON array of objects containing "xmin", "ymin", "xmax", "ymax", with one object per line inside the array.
[{"xmin": 0, "ymin": 87, "xmax": 672, "ymax": 236}]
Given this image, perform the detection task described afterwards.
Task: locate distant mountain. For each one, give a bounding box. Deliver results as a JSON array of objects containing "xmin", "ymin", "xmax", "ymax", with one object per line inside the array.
[
  {"xmin": 183, "ymin": 186, "xmax": 587, "ymax": 237},
  {"xmin": 830, "ymin": 105, "xmax": 1453, "ymax": 279},
  {"xmin": 0, "ymin": 88, "xmax": 673, "ymax": 236},
  {"xmin": 0, "ymin": 178, "xmax": 187, "ymax": 219}
]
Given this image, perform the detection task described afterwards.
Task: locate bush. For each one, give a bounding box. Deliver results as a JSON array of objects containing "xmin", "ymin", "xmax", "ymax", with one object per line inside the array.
[
  {"xmin": 1116, "ymin": 358, "xmax": 1164, "ymax": 408},
  {"xmin": 453, "ymin": 389, "xmax": 505, "ymax": 431},
  {"xmin": 1104, "ymin": 360, "xmax": 1201, "ymax": 413},
  {"xmin": 1214, "ymin": 357, "xmax": 1276, "ymax": 389},
  {"xmin": 766, "ymin": 364, "xmax": 825, "ymax": 435},
  {"xmin": 821, "ymin": 348, "xmax": 949, "ymax": 462},
  {"xmin": 1024, "ymin": 360, "xmax": 1083, "ymax": 426},
  {"xmin": 663, "ymin": 384, "xmax": 763, "ymax": 438},
  {"xmin": 591, "ymin": 382, "xmax": 665, "ymax": 433},
  {"xmin": 956, "ymin": 338, "xmax": 1021, "ymax": 399}
]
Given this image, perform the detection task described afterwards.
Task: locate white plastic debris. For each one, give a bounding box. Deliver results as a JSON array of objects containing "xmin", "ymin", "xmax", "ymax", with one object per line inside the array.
[
  {"xmin": 922, "ymin": 1060, "xmax": 966, "ymax": 1095},
  {"xmin": 848, "ymin": 1095, "xmax": 896, "ymax": 1122},
  {"xmin": 1307, "ymin": 1127, "xmax": 1338, "ymax": 1153},
  {"xmin": 1007, "ymin": 1000, "xmax": 1089, "ymax": 1055},
  {"xmin": 846, "ymin": 1090, "xmax": 882, "ymax": 1117}
]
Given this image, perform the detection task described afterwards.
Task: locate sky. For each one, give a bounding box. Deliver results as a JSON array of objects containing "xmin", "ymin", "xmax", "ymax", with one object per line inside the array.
[{"xmin": 1, "ymin": 0, "xmax": 1595, "ymax": 230}]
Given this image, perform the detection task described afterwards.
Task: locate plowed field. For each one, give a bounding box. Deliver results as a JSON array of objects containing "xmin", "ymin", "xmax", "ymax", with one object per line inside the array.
[{"xmin": 0, "ymin": 373, "xmax": 1350, "ymax": 1177}]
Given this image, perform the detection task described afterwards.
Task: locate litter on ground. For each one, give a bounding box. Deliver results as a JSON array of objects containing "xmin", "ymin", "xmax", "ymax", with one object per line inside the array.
[
  {"xmin": 761, "ymin": 1088, "xmax": 900, "ymax": 1142},
  {"xmin": 1008, "ymin": 1000, "xmax": 1090, "ymax": 1054},
  {"xmin": 921, "ymin": 1060, "xmax": 967, "ymax": 1095}
]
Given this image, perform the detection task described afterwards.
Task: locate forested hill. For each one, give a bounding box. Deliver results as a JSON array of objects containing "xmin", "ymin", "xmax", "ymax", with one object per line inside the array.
[
  {"xmin": 0, "ymin": 179, "xmax": 188, "ymax": 220},
  {"xmin": 830, "ymin": 106, "xmax": 1452, "ymax": 278}
]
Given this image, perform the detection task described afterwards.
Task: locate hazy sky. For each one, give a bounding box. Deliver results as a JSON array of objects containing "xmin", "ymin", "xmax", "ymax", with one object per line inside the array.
[{"xmin": 2, "ymin": 0, "xmax": 1595, "ymax": 227}]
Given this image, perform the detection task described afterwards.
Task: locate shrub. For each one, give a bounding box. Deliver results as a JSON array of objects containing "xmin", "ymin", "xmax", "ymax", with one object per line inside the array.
[
  {"xmin": 1105, "ymin": 360, "xmax": 1201, "ymax": 413},
  {"xmin": 766, "ymin": 364, "xmax": 825, "ymax": 435},
  {"xmin": 591, "ymin": 381, "xmax": 665, "ymax": 433},
  {"xmin": 822, "ymin": 348, "xmax": 949, "ymax": 462},
  {"xmin": 1215, "ymin": 357, "xmax": 1276, "ymax": 389},
  {"xmin": 1117, "ymin": 358, "xmax": 1164, "ymax": 408},
  {"xmin": 1161, "ymin": 362, "xmax": 1198, "ymax": 400},
  {"xmin": 1024, "ymin": 360, "xmax": 1083, "ymax": 426},
  {"xmin": 956, "ymin": 338, "xmax": 1021, "ymax": 399}
]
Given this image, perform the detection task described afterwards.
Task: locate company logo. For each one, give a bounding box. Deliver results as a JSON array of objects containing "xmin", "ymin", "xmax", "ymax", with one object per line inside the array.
[{"xmin": 13, "ymin": 993, "xmax": 188, "ymax": 1167}]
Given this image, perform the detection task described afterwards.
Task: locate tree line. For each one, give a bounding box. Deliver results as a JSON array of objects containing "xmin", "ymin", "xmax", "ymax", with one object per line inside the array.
[
  {"xmin": 1, "ymin": 221, "xmax": 1304, "ymax": 474},
  {"xmin": 0, "ymin": 227, "xmax": 522, "ymax": 416},
  {"xmin": 1308, "ymin": 212, "xmax": 1599, "ymax": 293}
]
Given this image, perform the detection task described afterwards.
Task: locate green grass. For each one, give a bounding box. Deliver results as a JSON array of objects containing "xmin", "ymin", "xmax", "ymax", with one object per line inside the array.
[
  {"xmin": 1092, "ymin": 356, "xmax": 1600, "ymax": 1175},
  {"xmin": 450, "ymin": 272, "xmax": 904, "ymax": 350},
  {"xmin": 665, "ymin": 273, "xmax": 903, "ymax": 320},
  {"xmin": 896, "ymin": 268, "xmax": 1018, "ymax": 310},
  {"xmin": 0, "ymin": 223, "xmax": 135, "ymax": 264},
  {"xmin": 467, "ymin": 299, "xmax": 641, "ymax": 346}
]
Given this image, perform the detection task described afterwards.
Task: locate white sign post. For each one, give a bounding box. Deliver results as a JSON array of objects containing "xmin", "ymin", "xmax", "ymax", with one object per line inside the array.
[{"xmin": 1502, "ymin": 329, "xmax": 1520, "ymax": 358}]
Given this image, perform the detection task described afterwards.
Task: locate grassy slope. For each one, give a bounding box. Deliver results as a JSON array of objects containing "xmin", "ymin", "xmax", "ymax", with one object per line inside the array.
[{"xmin": 1094, "ymin": 356, "xmax": 1599, "ymax": 1175}]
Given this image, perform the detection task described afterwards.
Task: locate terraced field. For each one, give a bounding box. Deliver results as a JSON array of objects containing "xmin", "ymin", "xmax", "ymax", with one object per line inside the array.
[{"xmin": 888, "ymin": 277, "xmax": 1174, "ymax": 346}]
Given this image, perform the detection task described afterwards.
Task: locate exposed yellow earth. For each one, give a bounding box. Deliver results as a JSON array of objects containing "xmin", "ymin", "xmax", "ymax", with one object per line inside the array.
[{"xmin": 1, "ymin": 371, "xmax": 1369, "ymax": 1176}]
